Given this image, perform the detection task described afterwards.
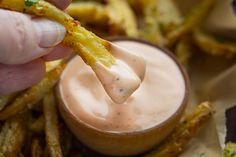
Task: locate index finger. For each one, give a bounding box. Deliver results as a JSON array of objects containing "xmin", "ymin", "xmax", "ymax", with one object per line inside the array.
[{"xmin": 47, "ymin": 0, "xmax": 71, "ymax": 10}]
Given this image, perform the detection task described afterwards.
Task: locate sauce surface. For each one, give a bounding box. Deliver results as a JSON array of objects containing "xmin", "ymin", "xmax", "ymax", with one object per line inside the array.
[{"xmin": 59, "ymin": 41, "xmax": 185, "ymax": 132}]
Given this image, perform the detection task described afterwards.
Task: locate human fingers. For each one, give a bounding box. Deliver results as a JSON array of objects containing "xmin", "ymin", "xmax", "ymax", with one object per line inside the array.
[
  {"xmin": 43, "ymin": 43, "xmax": 73, "ymax": 61},
  {"xmin": 0, "ymin": 59, "xmax": 45, "ymax": 95},
  {"xmin": 0, "ymin": 9, "xmax": 66, "ymax": 65}
]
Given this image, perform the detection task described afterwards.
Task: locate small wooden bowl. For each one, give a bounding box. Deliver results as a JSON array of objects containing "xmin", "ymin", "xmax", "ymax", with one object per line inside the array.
[{"xmin": 57, "ymin": 38, "xmax": 189, "ymax": 156}]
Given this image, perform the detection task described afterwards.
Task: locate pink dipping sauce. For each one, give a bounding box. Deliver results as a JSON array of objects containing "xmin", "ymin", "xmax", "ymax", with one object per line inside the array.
[{"xmin": 59, "ymin": 40, "xmax": 186, "ymax": 133}]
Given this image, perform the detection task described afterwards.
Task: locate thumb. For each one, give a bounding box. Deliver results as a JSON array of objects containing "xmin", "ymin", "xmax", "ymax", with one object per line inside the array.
[{"xmin": 0, "ymin": 9, "xmax": 66, "ymax": 65}]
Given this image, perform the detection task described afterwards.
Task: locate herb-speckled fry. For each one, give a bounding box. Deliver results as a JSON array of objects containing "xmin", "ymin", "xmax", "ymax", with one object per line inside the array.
[
  {"xmin": 166, "ymin": 0, "xmax": 213, "ymax": 47},
  {"xmin": 151, "ymin": 0, "xmax": 183, "ymax": 35},
  {"xmin": 107, "ymin": 0, "xmax": 138, "ymax": 37},
  {"xmin": 175, "ymin": 36, "xmax": 193, "ymax": 68},
  {"xmin": 224, "ymin": 142, "xmax": 236, "ymax": 157},
  {"xmin": 43, "ymin": 92, "xmax": 63, "ymax": 157},
  {"xmin": 0, "ymin": 93, "xmax": 18, "ymax": 111},
  {"xmin": 0, "ymin": 63, "xmax": 65, "ymax": 120},
  {"xmin": 0, "ymin": 113, "xmax": 28, "ymax": 157},
  {"xmin": 144, "ymin": 102, "xmax": 213, "ymax": 157},
  {"xmin": 67, "ymin": 2, "xmax": 109, "ymax": 26},
  {"xmin": 139, "ymin": 0, "xmax": 167, "ymax": 46},
  {"xmin": 193, "ymin": 29, "xmax": 236, "ymax": 58},
  {"xmin": 0, "ymin": 0, "xmax": 115, "ymax": 67}
]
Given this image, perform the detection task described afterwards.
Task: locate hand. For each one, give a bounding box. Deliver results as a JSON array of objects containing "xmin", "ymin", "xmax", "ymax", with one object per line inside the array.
[{"xmin": 0, "ymin": 0, "xmax": 72, "ymax": 95}]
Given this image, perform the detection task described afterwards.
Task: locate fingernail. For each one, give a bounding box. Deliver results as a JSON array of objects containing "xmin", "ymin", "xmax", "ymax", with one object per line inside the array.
[{"xmin": 33, "ymin": 18, "xmax": 66, "ymax": 48}]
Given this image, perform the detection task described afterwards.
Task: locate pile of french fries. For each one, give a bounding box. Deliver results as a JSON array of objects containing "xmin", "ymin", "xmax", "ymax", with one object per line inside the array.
[{"xmin": 0, "ymin": 0, "xmax": 235, "ymax": 156}]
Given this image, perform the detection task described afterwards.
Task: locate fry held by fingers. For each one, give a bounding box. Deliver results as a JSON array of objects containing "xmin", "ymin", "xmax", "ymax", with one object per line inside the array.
[{"xmin": 0, "ymin": 0, "xmax": 146, "ymax": 104}]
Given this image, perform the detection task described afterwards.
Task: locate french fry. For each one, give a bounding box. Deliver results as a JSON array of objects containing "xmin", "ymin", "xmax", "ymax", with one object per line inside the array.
[
  {"xmin": 43, "ymin": 92, "xmax": 63, "ymax": 157},
  {"xmin": 30, "ymin": 138, "xmax": 44, "ymax": 157},
  {"xmin": 0, "ymin": 113, "xmax": 28, "ymax": 157},
  {"xmin": 30, "ymin": 115, "xmax": 45, "ymax": 133},
  {"xmin": 166, "ymin": 0, "xmax": 214, "ymax": 47},
  {"xmin": 46, "ymin": 60, "xmax": 63, "ymax": 72},
  {"xmin": 193, "ymin": 29, "xmax": 236, "ymax": 58},
  {"xmin": 0, "ymin": 92, "xmax": 18, "ymax": 111},
  {"xmin": 67, "ymin": 2, "xmax": 109, "ymax": 26},
  {"xmin": 224, "ymin": 142, "xmax": 236, "ymax": 157},
  {"xmin": 175, "ymin": 36, "xmax": 193, "ymax": 68},
  {"xmin": 0, "ymin": 0, "xmax": 115, "ymax": 68},
  {"xmin": 144, "ymin": 102, "xmax": 213, "ymax": 157},
  {"xmin": 138, "ymin": 0, "xmax": 167, "ymax": 46},
  {"xmin": 0, "ymin": 63, "xmax": 65, "ymax": 120},
  {"xmin": 106, "ymin": 0, "xmax": 138, "ymax": 37},
  {"xmin": 152, "ymin": 0, "xmax": 183, "ymax": 35}
]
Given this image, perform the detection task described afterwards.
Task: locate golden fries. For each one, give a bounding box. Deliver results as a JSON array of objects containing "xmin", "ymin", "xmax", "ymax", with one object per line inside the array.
[
  {"xmin": 0, "ymin": 93, "xmax": 18, "ymax": 111},
  {"xmin": 67, "ymin": 2, "xmax": 109, "ymax": 26},
  {"xmin": 0, "ymin": 63, "xmax": 65, "ymax": 120},
  {"xmin": 152, "ymin": 0, "xmax": 183, "ymax": 35},
  {"xmin": 0, "ymin": 0, "xmax": 115, "ymax": 68},
  {"xmin": 107, "ymin": 0, "xmax": 138, "ymax": 37},
  {"xmin": 0, "ymin": 0, "xmax": 230, "ymax": 156},
  {"xmin": 224, "ymin": 142, "xmax": 236, "ymax": 157},
  {"xmin": 138, "ymin": 0, "xmax": 166, "ymax": 46},
  {"xmin": 193, "ymin": 29, "xmax": 236, "ymax": 57},
  {"xmin": 166, "ymin": 0, "xmax": 213, "ymax": 47},
  {"xmin": 0, "ymin": 113, "xmax": 28, "ymax": 157},
  {"xmin": 144, "ymin": 102, "xmax": 213, "ymax": 157},
  {"xmin": 43, "ymin": 92, "xmax": 63, "ymax": 157},
  {"xmin": 175, "ymin": 36, "xmax": 193, "ymax": 67}
]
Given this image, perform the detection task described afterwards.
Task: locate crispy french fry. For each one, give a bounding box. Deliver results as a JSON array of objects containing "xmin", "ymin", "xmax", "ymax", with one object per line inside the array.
[
  {"xmin": 67, "ymin": 2, "xmax": 109, "ymax": 26},
  {"xmin": 0, "ymin": 63, "xmax": 65, "ymax": 120},
  {"xmin": 175, "ymin": 36, "xmax": 193, "ymax": 67},
  {"xmin": 43, "ymin": 92, "xmax": 63, "ymax": 157},
  {"xmin": 106, "ymin": 0, "xmax": 138, "ymax": 37},
  {"xmin": 0, "ymin": 93, "xmax": 18, "ymax": 111},
  {"xmin": 193, "ymin": 29, "xmax": 236, "ymax": 57},
  {"xmin": 152, "ymin": 0, "xmax": 183, "ymax": 35},
  {"xmin": 224, "ymin": 142, "xmax": 236, "ymax": 157},
  {"xmin": 144, "ymin": 102, "xmax": 213, "ymax": 157},
  {"xmin": 30, "ymin": 115, "xmax": 45, "ymax": 133},
  {"xmin": 166, "ymin": 0, "xmax": 213, "ymax": 47},
  {"xmin": 0, "ymin": 0, "xmax": 115, "ymax": 68},
  {"xmin": 138, "ymin": 0, "xmax": 167, "ymax": 46},
  {"xmin": 0, "ymin": 113, "xmax": 28, "ymax": 157},
  {"xmin": 31, "ymin": 138, "xmax": 44, "ymax": 157}
]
